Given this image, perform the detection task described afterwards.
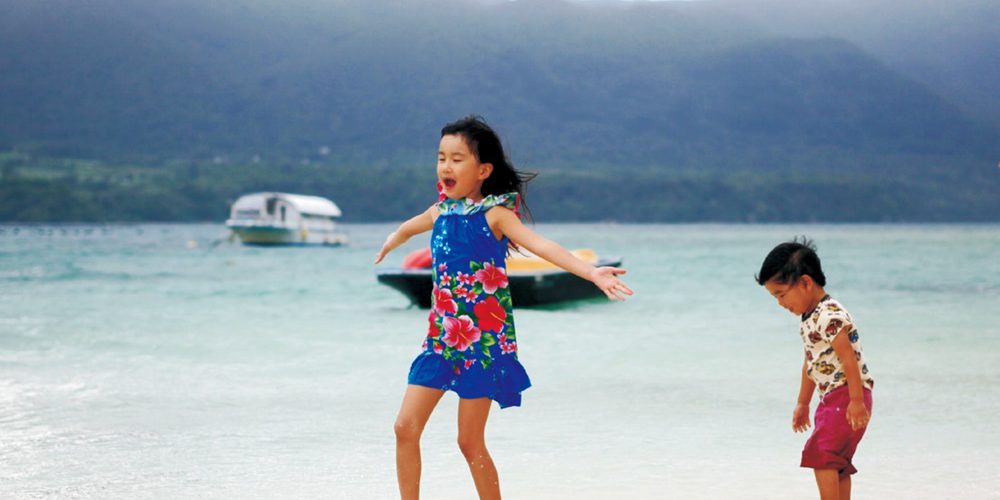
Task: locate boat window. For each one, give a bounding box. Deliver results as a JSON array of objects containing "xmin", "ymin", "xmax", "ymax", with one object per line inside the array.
[
  {"xmin": 265, "ymin": 197, "xmax": 277, "ymax": 215},
  {"xmin": 280, "ymin": 205, "xmax": 286, "ymax": 221},
  {"xmin": 235, "ymin": 209, "xmax": 259, "ymax": 219},
  {"xmin": 302, "ymin": 214, "xmax": 335, "ymax": 221}
]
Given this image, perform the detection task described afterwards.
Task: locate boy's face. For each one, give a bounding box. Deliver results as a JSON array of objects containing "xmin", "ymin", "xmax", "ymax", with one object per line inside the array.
[
  {"xmin": 437, "ymin": 134, "xmax": 493, "ymax": 201},
  {"xmin": 764, "ymin": 277, "xmax": 815, "ymax": 317}
]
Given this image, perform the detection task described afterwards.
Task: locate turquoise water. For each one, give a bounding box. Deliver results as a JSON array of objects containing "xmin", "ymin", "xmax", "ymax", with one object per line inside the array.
[{"xmin": 2, "ymin": 223, "xmax": 998, "ymax": 499}]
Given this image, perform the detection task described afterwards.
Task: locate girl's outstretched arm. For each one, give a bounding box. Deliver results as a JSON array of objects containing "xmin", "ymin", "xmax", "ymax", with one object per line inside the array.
[
  {"xmin": 375, "ymin": 205, "xmax": 437, "ymax": 264},
  {"xmin": 489, "ymin": 207, "xmax": 633, "ymax": 301}
]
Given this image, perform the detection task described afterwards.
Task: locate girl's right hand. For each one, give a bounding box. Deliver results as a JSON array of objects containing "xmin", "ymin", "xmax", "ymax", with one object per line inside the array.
[
  {"xmin": 374, "ymin": 232, "xmax": 398, "ymax": 264},
  {"xmin": 375, "ymin": 206, "xmax": 437, "ymax": 264},
  {"xmin": 792, "ymin": 403, "xmax": 811, "ymax": 433}
]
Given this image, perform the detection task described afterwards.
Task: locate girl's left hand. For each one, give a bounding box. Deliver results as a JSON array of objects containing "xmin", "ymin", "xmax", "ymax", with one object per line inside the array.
[{"xmin": 589, "ymin": 267, "xmax": 633, "ymax": 301}]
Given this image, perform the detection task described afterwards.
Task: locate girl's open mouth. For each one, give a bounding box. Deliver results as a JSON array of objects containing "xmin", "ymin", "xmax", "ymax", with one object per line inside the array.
[{"xmin": 442, "ymin": 178, "xmax": 457, "ymax": 188}]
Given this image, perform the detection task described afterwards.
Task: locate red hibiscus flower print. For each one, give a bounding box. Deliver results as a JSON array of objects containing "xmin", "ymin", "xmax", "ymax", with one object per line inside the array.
[
  {"xmin": 438, "ymin": 262, "xmax": 448, "ymax": 272},
  {"xmin": 436, "ymin": 181, "xmax": 447, "ymax": 202},
  {"xmin": 452, "ymin": 286, "xmax": 478, "ymax": 303},
  {"xmin": 433, "ymin": 341, "xmax": 443, "ymax": 354},
  {"xmin": 433, "ymin": 286, "xmax": 458, "ymax": 316},
  {"xmin": 427, "ymin": 311, "xmax": 440, "ymax": 338},
  {"xmin": 464, "ymin": 359, "xmax": 474, "ymax": 370},
  {"xmin": 475, "ymin": 262, "xmax": 508, "ymax": 294},
  {"xmin": 441, "ymin": 315, "xmax": 482, "ymax": 352},
  {"xmin": 474, "ymin": 296, "xmax": 507, "ymax": 333},
  {"xmin": 501, "ymin": 341, "xmax": 517, "ymax": 354}
]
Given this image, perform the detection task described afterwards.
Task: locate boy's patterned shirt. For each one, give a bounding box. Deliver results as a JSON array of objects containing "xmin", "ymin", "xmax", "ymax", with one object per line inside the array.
[{"xmin": 799, "ymin": 296, "xmax": 874, "ymax": 397}]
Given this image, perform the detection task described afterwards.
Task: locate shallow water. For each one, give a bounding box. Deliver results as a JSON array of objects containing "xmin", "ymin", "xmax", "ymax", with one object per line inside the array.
[{"xmin": 1, "ymin": 223, "xmax": 998, "ymax": 499}]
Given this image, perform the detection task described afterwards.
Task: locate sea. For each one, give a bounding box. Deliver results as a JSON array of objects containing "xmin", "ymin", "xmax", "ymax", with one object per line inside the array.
[{"xmin": 1, "ymin": 223, "xmax": 998, "ymax": 499}]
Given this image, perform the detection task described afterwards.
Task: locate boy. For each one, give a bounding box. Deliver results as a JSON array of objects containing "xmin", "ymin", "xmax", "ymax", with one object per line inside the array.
[{"xmin": 756, "ymin": 238, "xmax": 874, "ymax": 500}]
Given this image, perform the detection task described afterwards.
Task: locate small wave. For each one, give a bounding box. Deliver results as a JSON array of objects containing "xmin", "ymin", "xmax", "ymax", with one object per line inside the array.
[
  {"xmin": 886, "ymin": 283, "xmax": 1000, "ymax": 294},
  {"xmin": 0, "ymin": 264, "xmax": 179, "ymax": 283},
  {"xmin": 0, "ymin": 266, "xmax": 48, "ymax": 281}
]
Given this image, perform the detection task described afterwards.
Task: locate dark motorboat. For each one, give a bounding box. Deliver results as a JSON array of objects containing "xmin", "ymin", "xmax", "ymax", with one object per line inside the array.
[{"xmin": 376, "ymin": 248, "xmax": 622, "ymax": 307}]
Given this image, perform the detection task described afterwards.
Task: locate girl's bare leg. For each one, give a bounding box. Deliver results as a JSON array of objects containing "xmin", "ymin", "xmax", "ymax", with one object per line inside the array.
[
  {"xmin": 457, "ymin": 397, "xmax": 500, "ymax": 500},
  {"xmin": 814, "ymin": 469, "xmax": 841, "ymax": 500},
  {"xmin": 395, "ymin": 385, "xmax": 445, "ymax": 500}
]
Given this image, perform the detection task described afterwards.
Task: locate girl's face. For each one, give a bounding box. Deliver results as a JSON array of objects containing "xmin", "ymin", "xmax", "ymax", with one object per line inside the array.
[
  {"xmin": 437, "ymin": 134, "xmax": 492, "ymax": 201},
  {"xmin": 764, "ymin": 277, "xmax": 819, "ymax": 316}
]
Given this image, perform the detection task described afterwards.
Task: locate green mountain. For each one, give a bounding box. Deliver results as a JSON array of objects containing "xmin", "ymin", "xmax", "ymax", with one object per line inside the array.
[
  {"xmin": 675, "ymin": 0, "xmax": 1000, "ymax": 129},
  {"xmin": 1, "ymin": 0, "xmax": 998, "ymax": 222}
]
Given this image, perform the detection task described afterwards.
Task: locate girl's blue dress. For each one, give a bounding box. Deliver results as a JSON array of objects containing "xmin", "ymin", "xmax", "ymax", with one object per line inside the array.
[{"xmin": 407, "ymin": 192, "xmax": 531, "ymax": 408}]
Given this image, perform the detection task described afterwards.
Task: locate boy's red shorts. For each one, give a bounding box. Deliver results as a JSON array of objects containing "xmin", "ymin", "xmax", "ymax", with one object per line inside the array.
[{"xmin": 801, "ymin": 384, "xmax": 873, "ymax": 477}]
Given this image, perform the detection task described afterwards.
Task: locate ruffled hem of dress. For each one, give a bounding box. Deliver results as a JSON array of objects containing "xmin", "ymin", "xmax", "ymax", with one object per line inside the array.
[
  {"xmin": 407, "ymin": 351, "xmax": 531, "ymax": 409},
  {"xmin": 436, "ymin": 192, "xmax": 518, "ymax": 216}
]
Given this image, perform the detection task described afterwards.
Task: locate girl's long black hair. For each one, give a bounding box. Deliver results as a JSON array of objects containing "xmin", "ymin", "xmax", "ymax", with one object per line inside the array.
[{"xmin": 441, "ymin": 115, "xmax": 536, "ymax": 222}]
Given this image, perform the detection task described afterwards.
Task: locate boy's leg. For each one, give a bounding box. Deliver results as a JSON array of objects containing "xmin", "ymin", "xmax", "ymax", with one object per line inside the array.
[
  {"xmin": 814, "ymin": 469, "xmax": 841, "ymax": 500},
  {"xmin": 395, "ymin": 385, "xmax": 445, "ymax": 500},
  {"xmin": 839, "ymin": 474, "xmax": 852, "ymax": 500},
  {"xmin": 804, "ymin": 387, "xmax": 871, "ymax": 500},
  {"xmin": 457, "ymin": 396, "xmax": 500, "ymax": 500}
]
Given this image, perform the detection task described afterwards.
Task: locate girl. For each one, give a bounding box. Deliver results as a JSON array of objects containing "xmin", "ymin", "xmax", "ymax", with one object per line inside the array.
[{"xmin": 375, "ymin": 115, "xmax": 632, "ymax": 499}]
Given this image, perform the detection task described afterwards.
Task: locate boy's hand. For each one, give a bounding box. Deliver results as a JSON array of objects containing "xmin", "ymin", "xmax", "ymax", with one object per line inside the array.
[
  {"xmin": 792, "ymin": 403, "xmax": 811, "ymax": 433},
  {"xmin": 589, "ymin": 267, "xmax": 633, "ymax": 301},
  {"xmin": 846, "ymin": 399, "xmax": 870, "ymax": 431}
]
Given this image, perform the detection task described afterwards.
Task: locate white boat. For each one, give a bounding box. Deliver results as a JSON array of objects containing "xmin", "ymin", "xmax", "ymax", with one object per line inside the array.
[{"xmin": 225, "ymin": 192, "xmax": 348, "ymax": 246}]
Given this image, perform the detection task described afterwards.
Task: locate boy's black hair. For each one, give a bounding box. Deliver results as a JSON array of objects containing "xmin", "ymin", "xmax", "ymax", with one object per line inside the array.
[
  {"xmin": 441, "ymin": 115, "xmax": 536, "ymax": 221},
  {"xmin": 755, "ymin": 236, "xmax": 827, "ymax": 287}
]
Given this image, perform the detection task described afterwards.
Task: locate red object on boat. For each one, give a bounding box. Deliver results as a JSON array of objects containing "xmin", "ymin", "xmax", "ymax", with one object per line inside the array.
[{"xmin": 402, "ymin": 248, "xmax": 433, "ymax": 269}]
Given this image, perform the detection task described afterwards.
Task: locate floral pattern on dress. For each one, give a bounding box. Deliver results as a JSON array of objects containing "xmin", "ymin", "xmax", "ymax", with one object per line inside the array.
[
  {"xmin": 423, "ymin": 189, "xmax": 530, "ymax": 386},
  {"xmin": 435, "ymin": 192, "xmax": 521, "ymax": 218},
  {"xmin": 409, "ymin": 189, "xmax": 530, "ymax": 408},
  {"xmin": 427, "ymin": 257, "xmax": 518, "ymax": 370}
]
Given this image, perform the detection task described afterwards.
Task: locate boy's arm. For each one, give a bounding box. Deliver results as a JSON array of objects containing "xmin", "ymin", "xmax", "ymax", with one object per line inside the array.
[
  {"xmin": 831, "ymin": 324, "xmax": 871, "ymax": 430},
  {"xmin": 374, "ymin": 205, "xmax": 437, "ymax": 264},
  {"xmin": 490, "ymin": 207, "xmax": 632, "ymax": 300},
  {"xmin": 793, "ymin": 356, "xmax": 815, "ymax": 432}
]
